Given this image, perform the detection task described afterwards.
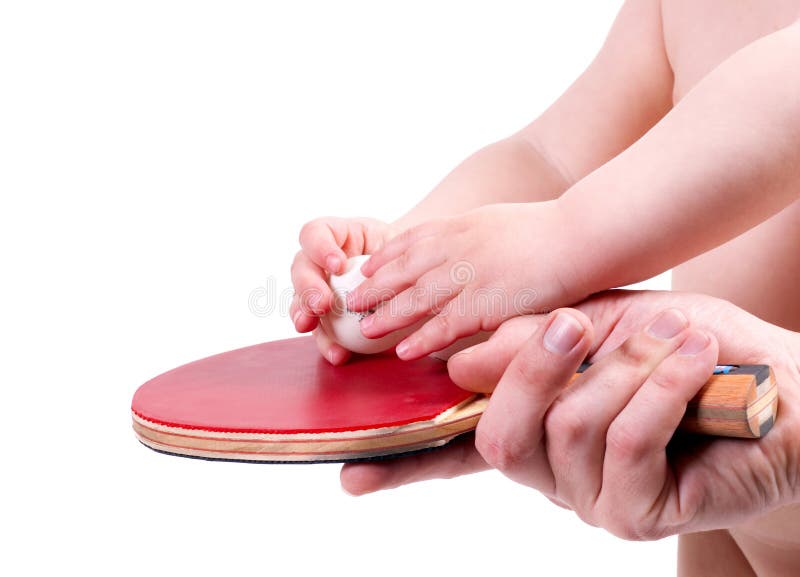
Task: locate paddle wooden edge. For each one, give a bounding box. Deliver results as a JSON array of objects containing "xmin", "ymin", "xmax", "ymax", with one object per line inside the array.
[
  {"xmin": 571, "ymin": 364, "xmax": 776, "ymax": 438},
  {"xmin": 680, "ymin": 367, "xmax": 778, "ymax": 438},
  {"xmin": 133, "ymin": 365, "xmax": 777, "ymax": 465},
  {"xmin": 133, "ymin": 395, "xmax": 489, "ymax": 463}
]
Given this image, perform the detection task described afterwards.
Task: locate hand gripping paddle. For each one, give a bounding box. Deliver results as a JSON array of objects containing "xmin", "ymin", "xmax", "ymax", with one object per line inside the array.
[{"xmin": 131, "ymin": 337, "xmax": 778, "ymax": 463}]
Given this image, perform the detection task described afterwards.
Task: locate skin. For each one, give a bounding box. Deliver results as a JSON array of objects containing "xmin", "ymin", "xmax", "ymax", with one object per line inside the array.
[
  {"xmin": 344, "ymin": 6, "xmax": 800, "ymax": 362},
  {"xmin": 340, "ymin": 291, "xmax": 800, "ymax": 575},
  {"xmin": 289, "ymin": 1, "xmax": 800, "ymax": 573}
]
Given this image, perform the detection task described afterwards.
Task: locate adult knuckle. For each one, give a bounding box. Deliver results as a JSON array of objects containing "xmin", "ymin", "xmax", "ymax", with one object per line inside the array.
[
  {"xmin": 509, "ymin": 346, "xmax": 541, "ymax": 383},
  {"xmin": 545, "ymin": 403, "xmax": 590, "ymax": 445},
  {"xmin": 608, "ymin": 519, "xmax": 646, "ymax": 541},
  {"xmin": 647, "ymin": 368, "xmax": 679, "ymax": 395},
  {"xmin": 606, "ymin": 422, "xmax": 648, "ymax": 463},
  {"xmin": 475, "ymin": 429, "xmax": 528, "ymax": 473},
  {"xmin": 617, "ymin": 338, "xmax": 655, "ymax": 370},
  {"xmin": 606, "ymin": 514, "xmax": 662, "ymax": 541}
]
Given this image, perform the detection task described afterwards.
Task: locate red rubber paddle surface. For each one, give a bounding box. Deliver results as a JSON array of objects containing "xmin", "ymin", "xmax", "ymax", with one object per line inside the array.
[{"xmin": 131, "ymin": 336, "xmax": 474, "ymax": 434}]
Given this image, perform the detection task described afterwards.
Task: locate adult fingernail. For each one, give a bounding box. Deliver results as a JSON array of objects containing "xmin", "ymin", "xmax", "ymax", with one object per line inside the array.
[
  {"xmin": 647, "ymin": 309, "xmax": 688, "ymax": 340},
  {"xmin": 678, "ymin": 331, "xmax": 710, "ymax": 356},
  {"xmin": 543, "ymin": 312, "xmax": 584, "ymax": 355},
  {"xmin": 326, "ymin": 254, "xmax": 341, "ymax": 273}
]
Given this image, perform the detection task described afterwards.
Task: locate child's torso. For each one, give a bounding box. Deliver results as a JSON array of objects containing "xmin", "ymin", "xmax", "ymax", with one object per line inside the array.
[
  {"xmin": 663, "ymin": 2, "xmax": 800, "ymax": 575},
  {"xmin": 667, "ymin": 0, "xmax": 800, "ymax": 332}
]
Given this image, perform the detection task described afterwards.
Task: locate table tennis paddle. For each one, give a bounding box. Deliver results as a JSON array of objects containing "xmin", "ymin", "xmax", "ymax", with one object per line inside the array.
[{"xmin": 131, "ymin": 336, "xmax": 778, "ymax": 463}]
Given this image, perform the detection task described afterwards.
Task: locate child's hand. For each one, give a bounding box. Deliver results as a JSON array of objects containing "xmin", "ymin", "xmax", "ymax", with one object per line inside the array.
[
  {"xmin": 347, "ymin": 201, "xmax": 583, "ymax": 360},
  {"xmin": 289, "ymin": 217, "xmax": 399, "ymax": 364}
]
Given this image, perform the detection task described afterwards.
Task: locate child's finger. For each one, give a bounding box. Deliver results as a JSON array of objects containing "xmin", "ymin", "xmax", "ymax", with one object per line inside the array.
[
  {"xmin": 358, "ymin": 268, "xmax": 457, "ymax": 339},
  {"xmin": 360, "ymin": 220, "xmax": 443, "ymax": 278},
  {"xmin": 312, "ymin": 324, "xmax": 351, "ymax": 366},
  {"xmin": 346, "ymin": 241, "xmax": 445, "ymax": 313},
  {"xmin": 289, "ymin": 294, "xmax": 319, "ymax": 333},
  {"xmin": 290, "ymin": 251, "xmax": 333, "ymax": 316},
  {"xmin": 298, "ymin": 218, "xmax": 349, "ymax": 274},
  {"xmin": 393, "ymin": 295, "xmax": 481, "ymax": 360}
]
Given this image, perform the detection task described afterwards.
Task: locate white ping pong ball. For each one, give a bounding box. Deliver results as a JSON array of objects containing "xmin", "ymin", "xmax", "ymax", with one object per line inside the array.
[{"xmin": 319, "ymin": 254, "xmax": 414, "ymax": 355}]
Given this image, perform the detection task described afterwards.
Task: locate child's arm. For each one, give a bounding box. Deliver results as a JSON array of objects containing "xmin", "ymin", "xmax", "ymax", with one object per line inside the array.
[
  {"xmin": 349, "ymin": 17, "xmax": 800, "ymax": 360},
  {"xmin": 560, "ymin": 19, "xmax": 800, "ymax": 298},
  {"xmin": 392, "ymin": 0, "xmax": 672, "ymax": 230},
  {"xmin": 293, "ymin": 0, "xmax": 671, "ymax": 356},
  {"xmin": 294, "ymin": 0, "xmax": 672, "ymax": 361}
]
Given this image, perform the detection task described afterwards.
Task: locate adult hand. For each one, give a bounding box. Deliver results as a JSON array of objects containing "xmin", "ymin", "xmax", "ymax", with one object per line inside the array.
[{"xmin": 340, "ymin": 290, "xmax": 800, "ymax": 540}]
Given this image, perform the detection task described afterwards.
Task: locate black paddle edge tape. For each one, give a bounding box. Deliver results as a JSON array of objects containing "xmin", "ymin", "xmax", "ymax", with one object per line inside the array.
[
  {"xmin": 138, "ymin": 432, "xmax": 474, "ymax": 465},
  {"xmin": 759, "ymin": 414, "xmax": 775, "ymax": 437}
]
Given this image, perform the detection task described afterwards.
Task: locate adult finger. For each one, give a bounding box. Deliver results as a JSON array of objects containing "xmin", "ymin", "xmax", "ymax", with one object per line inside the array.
[
  {"xmin": 595, "ymin": 330, "xmax": 718, "ymax": 539},
  {"xmin": 544, "ymin": 309, "xmax": 691, "ymax": 511},
  {"xmin": 476, "ymin": 309, "xmax": 593, "ymax": 493},
  {"xmin": 447, "ymin": 316, "xmax": 547, "ymax": 392},
  {"xmin": 340, "ymin": 434, "xmax": 488, "ymax": 495}
]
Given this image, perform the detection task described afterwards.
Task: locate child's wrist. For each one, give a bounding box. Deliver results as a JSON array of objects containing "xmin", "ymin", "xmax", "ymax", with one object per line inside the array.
[{"xmin": 551, "ymin": 197, "xmax": 597, "ymax": 304}]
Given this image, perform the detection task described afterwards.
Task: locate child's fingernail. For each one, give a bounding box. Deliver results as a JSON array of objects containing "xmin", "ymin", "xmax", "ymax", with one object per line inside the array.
[
  {"xmin": 326, "ymin": 254, "xmax": 341, "ymax": 273},
  {"xmin": 308, "ymin": 292, "xmax": 323, "ymax": 313},
  {"xmin": 543, "ymin": 312, "xmax": 584, "ymax": 355},
  {"xmin": 396, "ymin": 340, "xmax": 411, "ymax": 358},
  {"xmin": 292, "ymin": 310, "xmax": 302, "ymax": 326},
  {"xmin": 360, "ymin": 314, "xmax": 374, "ymax": 332},
  {"xmin": 647, "ymin": 309, "xmax": 688, "ymax": 340},
  {"xmin": 678, "ymin": 331, "xmax": 710, "ymax": 356}
]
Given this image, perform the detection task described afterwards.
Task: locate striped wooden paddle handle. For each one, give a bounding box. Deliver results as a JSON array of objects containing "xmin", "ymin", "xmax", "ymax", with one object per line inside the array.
[{"xmin": 571, "ymin": 364, "xmax": 778, "ymax": 438}]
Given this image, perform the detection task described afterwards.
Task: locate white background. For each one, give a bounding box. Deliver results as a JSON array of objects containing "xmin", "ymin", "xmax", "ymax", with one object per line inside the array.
[{"xmin": 2, "ymin": 2, "xmax": 675, "ymax": 576}]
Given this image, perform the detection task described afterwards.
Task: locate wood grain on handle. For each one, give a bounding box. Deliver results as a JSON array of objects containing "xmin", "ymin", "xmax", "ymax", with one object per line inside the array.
[{"xmin": 572, "ymin": 364, "xmax": 778, "ymax": 438}]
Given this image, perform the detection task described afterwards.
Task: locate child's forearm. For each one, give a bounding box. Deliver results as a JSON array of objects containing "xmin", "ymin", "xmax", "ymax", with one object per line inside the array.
[
  {"xmin": 560, "ymin": 21, "xmax": 800, "ymax": 295},
  {"xmin": 393, "ymin": 136, "xmax": 571, "ymax": 231}
]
